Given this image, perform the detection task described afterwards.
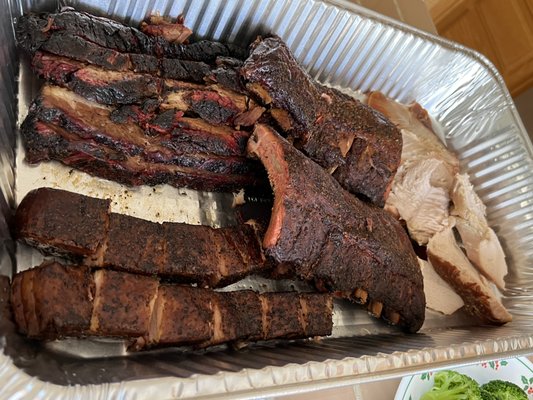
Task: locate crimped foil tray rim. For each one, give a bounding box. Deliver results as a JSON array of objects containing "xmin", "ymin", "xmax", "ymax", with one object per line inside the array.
[
  {"xmin": 3, "ymin": 0, "xmax": 533, "ymax": 398},
  {"xmin": 2, "ymin": 332, "xmax": 533, "ymax": 399}
]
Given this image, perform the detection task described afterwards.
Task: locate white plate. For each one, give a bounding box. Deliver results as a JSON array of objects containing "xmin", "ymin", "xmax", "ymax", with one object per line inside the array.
[{"xmin": 394, "ymin": 357, "xmax": 533, "ymax": 400}]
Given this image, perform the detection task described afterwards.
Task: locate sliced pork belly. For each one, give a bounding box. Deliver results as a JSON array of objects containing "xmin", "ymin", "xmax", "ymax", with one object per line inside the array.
[
  {"xmin": 91, "ymin": 269, "xmax": 158, "ymax": 337},
  {"xmin": 206, "ymin": 291, "xmax": 263, "ymax": 346},
  {"xmin": 427, "ymin": 219, "xmax": 512, "ymax": 324},
  {"xmin": 10, "ymin": 261, "xmax": 95, "ymax": 338},
  {"xmin": 451, "ymin": 174, "xmax": 508, "ymax": 289}
]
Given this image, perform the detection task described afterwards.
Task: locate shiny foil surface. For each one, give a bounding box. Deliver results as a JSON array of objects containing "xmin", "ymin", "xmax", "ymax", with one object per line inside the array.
[{"xmin": 1, "ymin": 0, "xmax": 533, "ymax": 398}]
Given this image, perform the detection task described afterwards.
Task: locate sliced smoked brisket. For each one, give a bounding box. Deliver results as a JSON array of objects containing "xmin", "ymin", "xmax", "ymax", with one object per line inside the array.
[
  {"xmin": 241, "ymin": 36, "xmax": 402, "ymax": 207},
  {"xmin": 10, "ymin": 261, "xmax": 333, "ymax": 349},
  {"xmin": 31, "ymin": 52, "xmax": 263, "ymax": 126},
  {"xmin": 15, "ymin": 187, "xmax": 267, "ymax": 287},
  {"xmin": 16, "ymin": 9, "xmax": 247, "ymax": 81},
  {"xmin": 247, "ymin": 124, "xmax": 425, "ymax": 332},
  {"xmin": 21, "ymin": 85, "xmax": 263, "ymax": 192},
  {"xmin": 16, "ymin": 9, "xmax": 246, "ymax": 66}
]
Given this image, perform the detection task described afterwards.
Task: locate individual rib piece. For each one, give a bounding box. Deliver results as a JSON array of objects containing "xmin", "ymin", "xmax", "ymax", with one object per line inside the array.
[
  {"xmin": 241, "ymin": 36, "xmax": 402, "ymax": 207},
  {"xmin": 15, "ymin": 188, "xmax": 266, "ymax": 287},
  {"xmin": 21, "ymin": 85, "xmax": 262, "ymax": 192},
  {"xmin": 247, "ymin": 124, "xmax": 425, "ymax": 332},
  {"xmin": 10, "ymin": 261, "xmax": 334, "ymax": 349}
]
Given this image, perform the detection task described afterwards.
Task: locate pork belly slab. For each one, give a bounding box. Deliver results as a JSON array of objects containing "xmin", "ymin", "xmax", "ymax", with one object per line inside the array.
[
  {"xmin": 10, "ymin": 261, "xmax": 333, "ymax": 349},
  {"xmin": 15, "ymin": 187, "xmax": 266, "ymax": 288},
  {"xmin": 241, "ymin": 36, "xmax": 402, "ymax": 207},
  {"xmin": 247, "ymin": 124, "xmax": 425, "ymax": 333}
]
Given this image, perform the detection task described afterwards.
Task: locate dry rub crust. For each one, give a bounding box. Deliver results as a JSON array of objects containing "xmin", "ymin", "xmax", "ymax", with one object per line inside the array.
[
  {"xmin": 15, "ymin": 187, "xmax": 266, "ymax": 288},
  {"xmin": 10, "ymin": 261, "xmax": 334, "ymax": 349},
  {"xmin": 242, "ymin": 36, "xmax": 402, "ymax": 207},
  {"xmin": 247, "ymin": 124, "xmax": 425, "ymax": 333}
]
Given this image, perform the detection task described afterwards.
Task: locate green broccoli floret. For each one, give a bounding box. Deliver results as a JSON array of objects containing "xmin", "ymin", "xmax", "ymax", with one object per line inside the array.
[
  {"xmin": 480, "ymin": 380, "xmax": 527, "ymax": 400},
  {"xmin": 480, "ymin": 389, "xmax": 499, "ymax": 400},
  {"xmin": 421, "ymin": 370, "xmax": 482, "ymax": 400}
]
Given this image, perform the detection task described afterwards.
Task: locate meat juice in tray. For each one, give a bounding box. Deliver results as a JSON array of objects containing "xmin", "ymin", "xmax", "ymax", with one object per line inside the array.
[{"xmin": 3, "ymin": 0, "xmax": 533, "ymax": 397}]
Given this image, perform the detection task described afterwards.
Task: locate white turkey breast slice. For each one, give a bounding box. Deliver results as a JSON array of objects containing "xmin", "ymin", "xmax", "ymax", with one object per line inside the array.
[
  {"xmin": 427, "ymin": 217, "xmax": 512, "ymax": 325},
  {"xmin": 386, "ymin": 157, "xmax": 452, "ymax": 245},
  {"xmin": 451, "ymin": 173, "xmax": 508, "ymax": 289},
  {"xmin": 418, "ymin": 257, "xmax": 464, "ymax": 315},
  {"xmin": 368, "ymin": 92, "xmax": 459, "ymax": 245},
  {"xmin": 367, "ymin": 91, "xmax": 460, "ymax": 169}
]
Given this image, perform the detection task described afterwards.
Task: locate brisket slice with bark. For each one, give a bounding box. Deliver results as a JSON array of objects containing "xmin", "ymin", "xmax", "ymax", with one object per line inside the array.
[
  {"xmin": 241, "ymin": 36, "xmax": 402, "ymax": 207},
  {"xmin": 31, "ymin": 52, "xmax": 264, "ymax": 126},
  {"xmin": 16, "ymin": 10, "xmax": 246, "ymax": 76},
  {"xmin": 11, "ymin": 261, "xmax": 333, "ymax": 349},
  {"xmin": 16, "ymin": 9, "xmax": 246, "ymax": 60},
  {"xmin": 15, "ymin": 187, "xmax": 267, "ymax": 288},
  {"xmin": 21, "ymin": 85, "xmax": 263, "ymax": 192},
  {"xmin": 247, "ymin": 124, "xmax": 425, "ymax": 333},
  {"xmin": 23, "ymin": 120, "xmax": 258, "ymax": 191}
]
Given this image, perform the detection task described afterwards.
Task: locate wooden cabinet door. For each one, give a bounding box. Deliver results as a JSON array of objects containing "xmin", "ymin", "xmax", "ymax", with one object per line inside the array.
[{"xmin": 430, "ymin": 0, "xmax": 533, "ymax": 97}]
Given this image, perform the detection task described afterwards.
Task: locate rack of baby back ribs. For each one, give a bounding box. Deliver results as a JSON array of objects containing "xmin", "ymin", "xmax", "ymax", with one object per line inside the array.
[{"xmin": 10, "ymin": 8, "xmax": 511, "ymax": 351}]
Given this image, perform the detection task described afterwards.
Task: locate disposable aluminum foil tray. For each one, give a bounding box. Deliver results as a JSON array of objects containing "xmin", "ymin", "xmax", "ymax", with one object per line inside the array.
[{"xmin": 1, "ymin": 0, "xmax": 533, "ymax": 398}]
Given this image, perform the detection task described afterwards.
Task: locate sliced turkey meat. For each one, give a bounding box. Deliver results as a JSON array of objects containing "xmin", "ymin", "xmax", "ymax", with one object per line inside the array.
[
  {"xmin": 367, "ymin": 92, "xmax": 459, "ymax": 245},
  {"xmin": 368, "ymin": 92, "xmax": 459, "ymax": 168},
  {"xmin": 418, "ymin": 258, "xmax": 464, "ymax": 315},
  {"xmin": 451, "ymin": 173, "xmax": 508, "ymax": 289},
  {"xmin": 427, "ymin": 217, "xmax": 512, "ymax": 325},
  {"xmin": 385, "ymin": 157, "xmax": 452, "ymax": 244}
]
